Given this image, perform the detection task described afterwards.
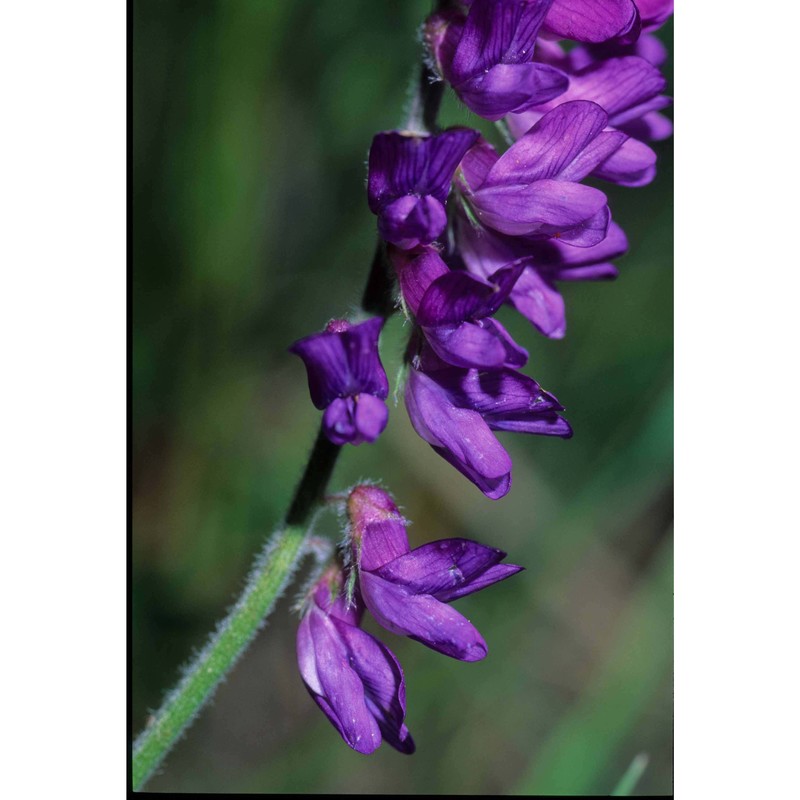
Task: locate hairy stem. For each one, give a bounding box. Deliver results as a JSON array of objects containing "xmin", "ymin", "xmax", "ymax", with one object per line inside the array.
[
  {"xmin": 132, "ymin": 522, "xmax": 309, "ymax": 790},
  {"xmin": 132, "ymin": 42, "xmax": 445, "ymax": 792}
]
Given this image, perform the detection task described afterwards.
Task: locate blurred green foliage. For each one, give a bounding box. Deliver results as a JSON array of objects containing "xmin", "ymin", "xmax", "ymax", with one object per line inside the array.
[{"xmin": 133, "ymin": 0, "xmax": 673, "ymax": 793}]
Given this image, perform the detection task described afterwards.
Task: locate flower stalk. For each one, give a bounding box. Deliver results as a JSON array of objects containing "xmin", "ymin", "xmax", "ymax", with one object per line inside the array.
[
  {"xmin": 131, "ymin": 57, "xmax": 446, "ymax": 791},
  {"xmin": 132, "ymin": 521, "xmax": 308, "ymax": 790}
]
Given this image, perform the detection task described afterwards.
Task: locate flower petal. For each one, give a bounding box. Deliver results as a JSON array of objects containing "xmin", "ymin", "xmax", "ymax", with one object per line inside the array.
[
  {"xmin": 290, "ymin": 333, "xmax": 350, "ymax": 409},
  {"xmin": 416, "ymin": 265, "xmax": 523, "ymax": 327},
  {"xmin": 405, "ymin": 368, "xmax": 513, "ymax": 489},
  {"xmin": 543, "ymin": 0, "xmax": 639, "ymax": 43},
  {"xmin": 592, "ymin": 137, "xmax": 657, "ymax": 187},
  {"xmin": 457, "ymin": 61, "xmax": 568, "ymax": 120},
  {"xmin": 390, "ymin": 245, "xmax": 450, "ymax": 316},
  {"xmin": 291, "ymin": 317, "xmax": 388, "ymax": 408},
  {"xmin": 341, "ymin": 317, "xmax": 389, "ymax": 398},
  {"xmin": 532, "ymin": 219, "xmax": 628, "ymax": 269},
  {"xmin": 368, "ymin": 129, "xmax": 478, "ymax": 213},
  {"xmin": 417, "ymin": 128, "xmax": 481, "ymax": 201},
  {"xmin": 353, "ymin": 394, "xmax": 389, "ymax": 444},
  {"xmin": 424, "ymin": 322, "xmax": 513, "ymax": 369},
  {"xmin": 333, "ymin": 621, "xmax": 414, "ymax": 754},
  {"xmin": 509, "ymin": 268, "xmax": 567, "ymax": 338},
  {"xmin": 619, "ymin": 109, "xmax": 672, "ymax": 142},
  {"xmin": 360, "ymin": 571, "xmax": 488, "ymax": 661},
  {"xmin": 552, "ymin": 262, "xmax": 618, "ymax": 281},
  {"xmin": 431, "ymin": 443, "xmax": 512, "ymax": 499},
  {"xmin": 436, "ymin": 563, "xmax": 524, "ymax": 602},
  {"xmin": 379, "ymin": 194, "xmax": 447, "ymax": 250},
  {"xmin": 472, "ymin": 178, "xmax": 608, "ymax": 237},
  {"xmin": 305, "ymin": 609, "xmax": 382, "ymax": 754},
  {"xmin": 458, "ymin": 139, "xmax": 500, "ymax": 193},
  {"xmin": 486, "ymin": 101, "xmax": 609, "ymax": 185},
  {"xmin": 323, "ymin": 397, "xmax": 359, "ymax": 445},
  {"xmin": 635, "ymin": 0, "xmax": 673, "ymax": 30},
  {"xmin": 450, "ymin": 0, "xmax": 555, "ymax": 82},
  {"xmin": 437, "ymin": 367, "xmax": 562, "ymax": 416},
  {"xmin": 375, "ymin": 537, "xmax": 507, "ymax": 597},
  {"xmin": 348, "ymin": 485, "xmax": 410, "ymax": 571},
  {"xmin": 551, "ymin": 204, "xmax": 610, "ymax": 247}
]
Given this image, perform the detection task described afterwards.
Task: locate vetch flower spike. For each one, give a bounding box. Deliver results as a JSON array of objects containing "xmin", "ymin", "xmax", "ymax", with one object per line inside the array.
[
  {"xmin": 290, "ymin": 317, "xmax": 389, "ymax": 446},
  {"xmin": 297, "ymin": 566, "xmax": 415, "ymax": 755},
  {"xmin": 347, "ymin": 485, "xmax": 523, "ymax": 661}
]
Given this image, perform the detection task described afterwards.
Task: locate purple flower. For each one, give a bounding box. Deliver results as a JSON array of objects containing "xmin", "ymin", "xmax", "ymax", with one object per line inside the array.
[
  {"xmin": 627, "ymin": 0, "xmax": 673, "ymax": 33},
  {"xmin": 425, "ymin": 0, "xmax": 569, "ymax": 121},
  {"xmin": 455, "ymin": 206, "xmax": 628, "ymax": 338},
  {"xmin": 506, "ymin": 55, "xmax": 669, "ymax": 185},
  {"xmin": 541, "ymin": 0, "xmax": 641, "ymax": 43},
  {"xmin": 347, "ymin": 485, "xmax": 522, "ymax": 660},
  {"xmin": 290, "ymin": 317, "xmax": 389, "ymax": 446},
  {"xmin": 389, "ymin": 244, "xmax": 528, "ymax": 369},
  {"xmin": 297, "ymin": 566, "xmax": 415, "ymax": 754},
  {"xmin": 404, "ymin": 341, "xmax": 572, "ymax": 499},
  {"xmin": 367, "ymin": 128, "xmax": 478, "ymax": 250},
  {"xmin": 457, "ymin": 101, "xmax": 617, "ymax": 246}
]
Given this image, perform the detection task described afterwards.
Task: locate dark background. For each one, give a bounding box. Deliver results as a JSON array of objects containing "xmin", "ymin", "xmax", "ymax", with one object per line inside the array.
[{"xmin": 132, "ymin": 1, "xmax": 673, "ymax": 793}]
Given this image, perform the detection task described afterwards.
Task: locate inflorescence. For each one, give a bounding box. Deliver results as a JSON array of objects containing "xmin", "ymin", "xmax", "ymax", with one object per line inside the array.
[{"xmin": 290, "ymin": 0, "xmax": 673, "ymax": 754}]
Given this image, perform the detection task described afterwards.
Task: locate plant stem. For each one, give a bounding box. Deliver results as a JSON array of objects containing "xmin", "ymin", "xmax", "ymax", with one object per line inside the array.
[
  {"xmin": 132, "ymin": 40, "xmax": 445, "ymax": 792},
  {"xmin": 132, "ymin": 426, "xmax": 343, "ymax": 791},
  {"xmin": 286, "ymin": 427, "xmax": 342, "ymax": 526},
  {"xmin": 132, "ymin": 521, "xmax": 309, "ymax": 790},
  {"xmin": 361, "ymin": 239, "xmax": 396, "ymax": 318}
]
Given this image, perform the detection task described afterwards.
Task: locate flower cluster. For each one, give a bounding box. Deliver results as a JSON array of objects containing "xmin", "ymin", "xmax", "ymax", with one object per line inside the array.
[
  {"xmin": 292, "ymin": 0, "xmax": 672, "ymax": 754},
  {"xmin": 297, "ymin": 485, "xmax": 521, "ymax": 753},
  {"xmin": 291, "ymin": 0, "xmax": 671, "ymax": 490}
]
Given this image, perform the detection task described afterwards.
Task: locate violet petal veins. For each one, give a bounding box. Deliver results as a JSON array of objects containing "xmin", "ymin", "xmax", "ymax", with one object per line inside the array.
[
  {"xmin": 348, "ymin": 485, "xmax": 523, "ymax": 660},
  {"xmin": 297, "ymin": 567, "xmax": 415, "ymax": 755}
]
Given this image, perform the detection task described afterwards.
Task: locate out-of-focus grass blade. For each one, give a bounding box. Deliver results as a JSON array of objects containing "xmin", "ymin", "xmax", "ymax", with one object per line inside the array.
[
  {"xmin": 612, "ymin": 753, "xmax": 650, "ymax": 796},
  {"xmin": 515, "ymin": 534, "xmax": 672, "ymax": 795}
]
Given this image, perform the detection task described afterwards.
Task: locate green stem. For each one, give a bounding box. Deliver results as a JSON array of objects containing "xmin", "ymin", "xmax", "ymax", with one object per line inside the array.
[
  {"xmin": 132, "ymin": 427, "xmax": 342, "ymax": 791},
  {"xmin": 132, "ymin": 523, "xmax": 307, "ymax": 790},
  {"xmin": 133, "ymin": 36, "xmax": 446, "ymax": 792}
]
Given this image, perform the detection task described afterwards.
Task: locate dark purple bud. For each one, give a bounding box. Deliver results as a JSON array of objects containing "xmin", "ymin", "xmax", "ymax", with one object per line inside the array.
[
  {"xmin": 347, "ymin": 485, "xmax": 523, "ymax": 661},
  {"xmin": 290, "ymin": 317, "xmax": 389, "ymax": 446},
  {"xmin": 368, "ymin": 128, "xmax": 479, "ymax": 250},
  {"xmin": 297, "ymin": 566, "xmax": 414, "ymax": 755}
]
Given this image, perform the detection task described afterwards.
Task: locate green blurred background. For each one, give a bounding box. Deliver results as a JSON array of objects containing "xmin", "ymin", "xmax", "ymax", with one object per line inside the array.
[{"xmin": 132, "ymin": 1, "xmax": 673, "ymax": 793}]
